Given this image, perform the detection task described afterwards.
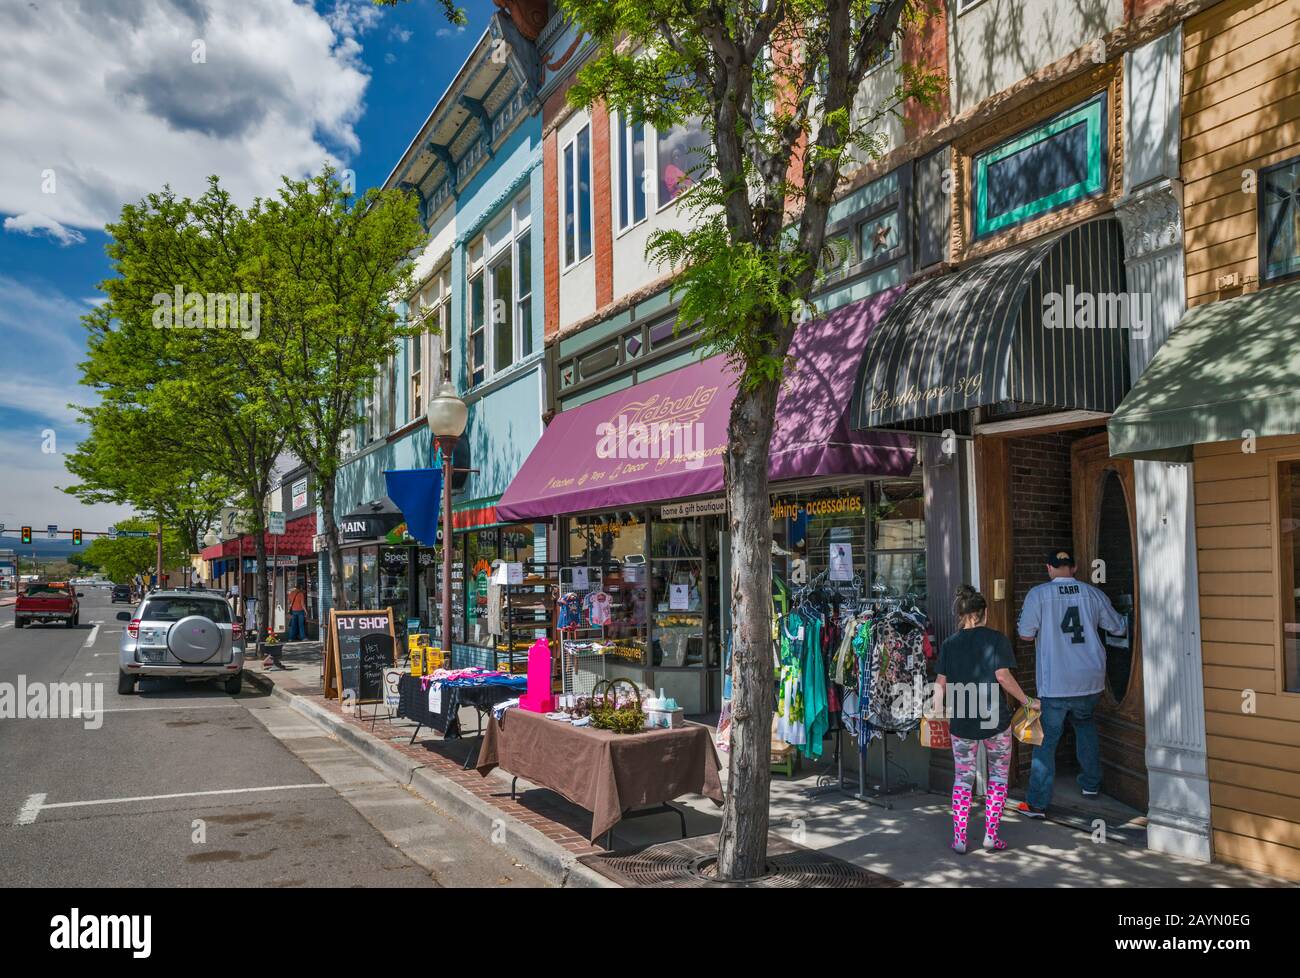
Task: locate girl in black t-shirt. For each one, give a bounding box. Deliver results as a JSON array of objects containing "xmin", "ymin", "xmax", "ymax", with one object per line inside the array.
[{"xmin": 935, "ymin": 585, "xmax": 1037, "ymax": 853}]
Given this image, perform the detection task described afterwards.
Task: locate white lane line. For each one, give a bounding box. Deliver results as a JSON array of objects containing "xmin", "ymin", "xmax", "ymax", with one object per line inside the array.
[
  {"xmin": 0, "ymin": 622, "xmax": 11, "ymax": 629},
  {"xmin": 16, "ymin": 794, "xmax": 46, "ymax": 825},
  {"xmin": 84, "ymin": 624, "xmax": 100, "ymax": 647},
  {"xmin": 92, "ymin": 652, "xmax": 116, "ymax": 657},
  {"xmin": 84, "ymin": 672, "xmax": 114, "ymax": 677},
  {"xmin": 15, "ymin": 783, "xmax": 330, "ymax": 825}
]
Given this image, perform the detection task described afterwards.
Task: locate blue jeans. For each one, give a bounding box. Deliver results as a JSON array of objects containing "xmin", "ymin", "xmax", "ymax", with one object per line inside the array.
[
  {"xmin": 287, "ymin": 610, "xmax": 307, "ymax": 642},
  {"xmin": 1027, "ymin": 693, "xmax": 1102, "ymax": 809}
]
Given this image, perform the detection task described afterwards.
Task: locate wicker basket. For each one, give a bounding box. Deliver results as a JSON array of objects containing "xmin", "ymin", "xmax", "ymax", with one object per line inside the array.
[{"xmin": 588, "ymin": 678, "xmax": 646, "ymax": 734}]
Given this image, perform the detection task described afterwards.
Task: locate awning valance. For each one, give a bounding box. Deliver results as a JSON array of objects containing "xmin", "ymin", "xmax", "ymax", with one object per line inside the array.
[
  {"xmin": 496, "ymin": 289, "xmax": 915, "ymax": 522},
  {"xmin": 851, "ymin": 218, "xmax": 1130, "ymax": 432},
  {"xmin": 1108, "ymin": 281, "xmax": 1300, "ymax": 461}
]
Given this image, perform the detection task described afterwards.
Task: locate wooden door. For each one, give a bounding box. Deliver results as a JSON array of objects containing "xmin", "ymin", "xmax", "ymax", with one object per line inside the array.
[{"xmin": 1071, "ymin": 433, "xmax": 1148, "ymax": 811}]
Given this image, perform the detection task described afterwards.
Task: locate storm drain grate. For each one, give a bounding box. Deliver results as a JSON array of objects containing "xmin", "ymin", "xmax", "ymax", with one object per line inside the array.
[{"xmin": 578, "ymin": 833, "xmax": 901, "ymax": 888}]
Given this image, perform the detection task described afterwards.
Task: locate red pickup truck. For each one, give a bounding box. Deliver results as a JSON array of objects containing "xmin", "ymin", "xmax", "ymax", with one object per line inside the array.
[{"xmin": 14, "ymin": 581, "xmax": 81, "ymax": 628}]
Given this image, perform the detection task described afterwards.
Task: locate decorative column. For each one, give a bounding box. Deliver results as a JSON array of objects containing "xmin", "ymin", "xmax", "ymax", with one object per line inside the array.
[{"xmin": 1114, "ymin": 27, "xmax": 1212, "ymax": 862}]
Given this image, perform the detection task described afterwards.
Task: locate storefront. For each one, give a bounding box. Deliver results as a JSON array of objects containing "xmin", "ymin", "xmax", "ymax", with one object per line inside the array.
[{"xmin": 499, "ymin": 289, "xmax": 921, "ymax": 716}]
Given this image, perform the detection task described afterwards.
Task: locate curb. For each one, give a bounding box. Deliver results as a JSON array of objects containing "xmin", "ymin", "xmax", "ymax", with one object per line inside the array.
[{"xmin": 246, "ymin": 670, "xmax": 618, "ymax": 889}]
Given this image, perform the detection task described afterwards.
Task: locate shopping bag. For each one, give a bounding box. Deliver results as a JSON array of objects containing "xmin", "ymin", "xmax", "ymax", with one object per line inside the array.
[
  {"xmin": 919, "ymin": 716, "xmax": 951, "ymax": 749},
  {"xmin": 1011, "ymin": 703, "xmax": 1044, "ymax": 745}
]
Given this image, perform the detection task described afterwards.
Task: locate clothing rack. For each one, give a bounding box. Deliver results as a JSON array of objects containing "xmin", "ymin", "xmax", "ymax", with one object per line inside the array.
[{"xmin": 803, "ymin": 596, "xmax": 927, "ymax": 809}]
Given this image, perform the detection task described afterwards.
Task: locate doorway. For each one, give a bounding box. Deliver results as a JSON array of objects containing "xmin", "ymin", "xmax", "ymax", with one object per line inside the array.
[
  {"xmin": 1071, "ymin": 432, "xmax": 1148, "ymax": 811},
  {"xmin": 974, "ymin": 422, "xmax": 1149, "ymax": 812}
]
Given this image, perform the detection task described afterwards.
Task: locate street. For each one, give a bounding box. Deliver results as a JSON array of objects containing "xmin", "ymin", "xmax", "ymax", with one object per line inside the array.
[{"xmin": 0, "ymin": 589, "xmax": 542, "ymax": 888}]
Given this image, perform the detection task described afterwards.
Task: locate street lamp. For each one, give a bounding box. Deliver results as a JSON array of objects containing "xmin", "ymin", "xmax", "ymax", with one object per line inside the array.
[{"xmin": 426, "ymin": 380, "xmax": 467, "ymax": 660}]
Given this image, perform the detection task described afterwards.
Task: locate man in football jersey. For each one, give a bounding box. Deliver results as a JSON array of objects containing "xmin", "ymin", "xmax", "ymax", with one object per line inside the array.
[{"xmin": 1015, "ymin": 548, "xmax": 1127, "ymax": 818}]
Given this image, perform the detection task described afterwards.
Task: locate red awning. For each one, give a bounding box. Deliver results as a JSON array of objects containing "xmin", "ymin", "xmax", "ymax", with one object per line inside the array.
[{"xmin": 205, "ymin": 514, "xmax": 316, "ymax": 559}]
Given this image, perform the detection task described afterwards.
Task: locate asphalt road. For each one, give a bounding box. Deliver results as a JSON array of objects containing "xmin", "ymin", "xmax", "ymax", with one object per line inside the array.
[{"xmin": 0, "ymin": 589, "xmax": 542, "ymax": 887}]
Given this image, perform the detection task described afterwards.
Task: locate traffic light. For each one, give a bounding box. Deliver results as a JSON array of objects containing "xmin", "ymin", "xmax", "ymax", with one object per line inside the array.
[
  {"xmin": 21, "ymin": 526, "xmax": 31, "ymax": 544},
  {"xmin": 72, "ymin": 528, "xmax": 82, "ymax": 545}
]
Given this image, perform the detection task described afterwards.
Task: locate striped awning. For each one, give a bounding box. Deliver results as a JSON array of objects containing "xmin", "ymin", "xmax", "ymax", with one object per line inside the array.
[{"xmin": 851, "ymin": 218, "xmax": 1130, "ymax": 432}]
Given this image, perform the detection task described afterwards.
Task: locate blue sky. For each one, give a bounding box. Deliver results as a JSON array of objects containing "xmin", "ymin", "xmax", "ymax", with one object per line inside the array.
[{"xmin": 0, "ymin": 0, "xmax": 489, "ymax": 536}]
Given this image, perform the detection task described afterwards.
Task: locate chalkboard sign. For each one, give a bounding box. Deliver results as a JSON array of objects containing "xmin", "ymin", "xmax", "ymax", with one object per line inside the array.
[{"xmin": 323, "ymin": 608, "xmax": 395, "ymax": 704}]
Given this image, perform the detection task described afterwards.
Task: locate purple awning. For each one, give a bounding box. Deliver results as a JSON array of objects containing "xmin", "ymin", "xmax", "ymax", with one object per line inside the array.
[{"xmin": 495, "ymin": 288, "xmax": 914, "ymax": 521}]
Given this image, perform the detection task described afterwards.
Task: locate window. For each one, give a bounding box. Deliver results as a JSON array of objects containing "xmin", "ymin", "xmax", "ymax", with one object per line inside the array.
[
  {"xmin": 1277, "ymin": 460, "xmax": 1300, "ymax": 693},
  {"xmin": 469, "ymin": 272, "xmax": 486, "ymax": 386},
  {"xmin": 563, "ymin": 124, "xmax": 593, "ymax": 267},
  {"xmin": 409, "ymin": 267, "xmax": 451, "ymax": 420},
  {"xmin": 656, "ymin": 121, "xmax": 711, "ymax": 206},
  {"xmin": 616, "ymin": 110, "xmax": 648, "ymax": 232},
  {"xmin": 1260, "ymin": 156, "xmax": 1300, "ymax": 283},
  {"xmin": 468, "ymin": 192, "xmax": 532, "ymax": 384},
  {"xmin": 972, "ymin": 92, "xmax": 1107, "ymax": 240}
]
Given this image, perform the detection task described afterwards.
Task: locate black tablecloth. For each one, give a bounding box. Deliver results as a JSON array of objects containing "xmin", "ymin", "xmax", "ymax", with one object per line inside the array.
[{"xmin": 396, "ymin": 674, "xmax": 521, "ymax": 738}]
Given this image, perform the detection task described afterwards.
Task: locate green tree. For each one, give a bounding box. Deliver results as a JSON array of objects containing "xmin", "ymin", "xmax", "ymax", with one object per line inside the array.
[
  {"xmin": 81, "ymin": 519, "xmax": 187, "ymax": 585},
  {"xmin": 63, "ymin": 398, "xmax": 235, "ymax": 553},
  {"xmin": 82, "ymin": 180, "xmax": 286, "ymax": 645},
  {"xmin": 559, "ymin": 0, "xmax": 941, "ymax": 878},
  {"xmin": 242, "ymin": 170, "xmax": 425, "ymax": 617}
]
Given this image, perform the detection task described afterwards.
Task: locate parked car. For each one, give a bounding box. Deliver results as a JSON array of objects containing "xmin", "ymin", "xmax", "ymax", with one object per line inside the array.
[
  {"xmin": 118, "ymin": 590, "xmax": 244, "ymax": 695},
  {"xmin": 14, "ymin": 581, "xmax": 81, "ymax": 628},
  {"xmin": 111, "ymin": 584, "xmax": 132, "ymax": 603}
]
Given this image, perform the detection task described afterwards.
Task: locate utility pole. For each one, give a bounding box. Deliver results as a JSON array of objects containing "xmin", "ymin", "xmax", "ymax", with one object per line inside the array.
[{"xmin": 156, "ymin": 518, "xmax": 163, "ymax": 590}]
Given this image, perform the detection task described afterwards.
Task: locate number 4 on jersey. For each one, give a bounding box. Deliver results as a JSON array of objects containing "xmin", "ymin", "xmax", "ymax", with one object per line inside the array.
[{"xmin": 1060, "ymin": 606, "xmax": 1085, "ymax": 644}]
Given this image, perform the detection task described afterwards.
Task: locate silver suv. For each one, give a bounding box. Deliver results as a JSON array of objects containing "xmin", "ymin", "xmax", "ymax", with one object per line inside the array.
[{"xmin": 117, "ymin": 589, "xmax": 244, "ymax": 695}]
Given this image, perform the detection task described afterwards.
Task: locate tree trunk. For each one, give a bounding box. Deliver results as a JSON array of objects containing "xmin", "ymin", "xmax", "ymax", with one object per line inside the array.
[
  {"xmin": 251, "ymin": 510, "xmax": 269, "ymax": 654},
  {"xmin": 716, "ymin": 375, "xmax": 781, "ymax": 881},
  {"xmin": 319, "ymin": 475, "xmax": 344, "ymax": 614}
]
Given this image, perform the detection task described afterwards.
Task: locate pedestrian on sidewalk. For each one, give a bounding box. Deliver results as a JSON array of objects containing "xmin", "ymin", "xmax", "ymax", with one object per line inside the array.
[
  {"xmin": 1015, "ymin": 549, "xmax": 1127, "ymax": 820},
  {"xmin": 286, "ymin": 580, "xmax": 308, "ymax": 642},
  {"xmin": 935, "ymin": 585, "xmax": 1037, "ymax": 853}
]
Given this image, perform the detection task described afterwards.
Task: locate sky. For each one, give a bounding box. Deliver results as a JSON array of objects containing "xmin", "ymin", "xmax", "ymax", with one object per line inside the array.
[{"xmin": 0, "ymin": 0, "xmax": 490, "ymax": 540}]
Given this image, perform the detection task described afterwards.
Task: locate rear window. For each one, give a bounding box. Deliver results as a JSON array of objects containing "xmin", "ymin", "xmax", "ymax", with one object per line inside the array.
[
  {"xmin": 24, "ymin": 583, "xmax": 65, "ymax": 596},
  {"xmin": 140, "ymin": 598, "xmax": 231, "ymax": 623}
]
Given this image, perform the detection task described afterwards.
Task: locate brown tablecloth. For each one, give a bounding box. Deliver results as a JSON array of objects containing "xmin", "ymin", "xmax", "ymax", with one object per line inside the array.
[{"xmin": 476, "ymin": 708, "xmax": 724, "ymax": 840}]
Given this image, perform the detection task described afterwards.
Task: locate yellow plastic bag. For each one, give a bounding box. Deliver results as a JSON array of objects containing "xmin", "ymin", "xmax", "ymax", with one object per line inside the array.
[{"xmin": 1011, "ymin": 703, "xmax": 1044, "ymax": 745}]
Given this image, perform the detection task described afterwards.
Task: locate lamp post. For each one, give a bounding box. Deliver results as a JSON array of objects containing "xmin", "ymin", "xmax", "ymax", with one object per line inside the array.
[
  {"xmin": 203, "ymin": 529, "xmax": 218, "ymax": 589},
  {"xmin": 426, "ymin": 380, "xmax": 468, "ymax": 660}
]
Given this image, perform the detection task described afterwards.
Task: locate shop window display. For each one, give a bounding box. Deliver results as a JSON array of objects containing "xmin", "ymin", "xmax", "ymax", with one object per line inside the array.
[
  {"xmin": 360, "ymin": 546, "xmax": 378, "ymax": 609},
  {"xmin": 342, "ymin": 549, "xmax": 359, "ymax": 610},
  {"xmin": 567, "ymin": 513, "xmax": 649, "ymax": 662},
  {"xmin": 650, "ymin": 518, "xmax": 705, "ymax": 668},
  {"xmin": 869, "ymin": 479, "xmax": 926, "ymax": 605}
]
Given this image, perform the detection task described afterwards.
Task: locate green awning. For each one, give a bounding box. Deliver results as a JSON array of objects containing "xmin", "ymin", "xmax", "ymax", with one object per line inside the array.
[{"xmin": 1108, "ymin": 281, "xmax": 1300, "ymax": 460}]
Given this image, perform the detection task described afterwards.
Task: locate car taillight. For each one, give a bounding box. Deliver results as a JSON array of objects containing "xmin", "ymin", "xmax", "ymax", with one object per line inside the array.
[
  {"xmin": 232, "ymin": 622, "xmax": 243, "ymax": 641},
  {"xmin": 128, "ymin": 619, "xmax": 140, "ymax": 639}
]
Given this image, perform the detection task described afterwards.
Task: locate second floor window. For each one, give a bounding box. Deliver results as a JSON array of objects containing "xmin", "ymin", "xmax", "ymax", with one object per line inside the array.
[
  {"xmin": 468, "ymin": 192, "xmax": 532, "ymax": 384},
  {"xmin": 409, "ymin": 266, "xmax": 450, "ymax": 420},
  {"xmin": 563, "ymin": 123, "xmax": 592, "ymax": 267},
  {"xmin": 616, "ymin": 110, "xmax": 648, "ymax": 232},
  {"xmin": 656, "ymin": 120, "xmax": 711, "ymax": 206},
  {"xmin": 1261, "ymin": 156, "xmax": 1300, "ymax": 284}
]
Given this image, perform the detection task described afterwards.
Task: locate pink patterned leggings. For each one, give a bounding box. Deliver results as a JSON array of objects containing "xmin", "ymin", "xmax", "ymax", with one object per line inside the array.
[{"xmin": 951, "ymin": 729, "xmax": 1013, "ymax": 788}]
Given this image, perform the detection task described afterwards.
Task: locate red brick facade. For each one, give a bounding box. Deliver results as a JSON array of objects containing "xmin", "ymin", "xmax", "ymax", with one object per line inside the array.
[
  {"xmin": 902, "ymin": 0, "xmax": 951, "ymax": 141},
  {"xmin": 590, "ymin": 99, "xmax": 613, "ymax": 308},
  {"xmin": 542, "ymin": 128, "xmax": 559, "ymax": 337}
]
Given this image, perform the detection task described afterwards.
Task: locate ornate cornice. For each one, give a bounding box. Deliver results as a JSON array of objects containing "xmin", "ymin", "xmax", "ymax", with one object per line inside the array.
[
  {"xmin": 951, "ymin": 60, "xmax": 1123, "ymax": 263},
  {"xmin": 1114, "ymin": 178, "xmax": 1184, "ymax": 261}
]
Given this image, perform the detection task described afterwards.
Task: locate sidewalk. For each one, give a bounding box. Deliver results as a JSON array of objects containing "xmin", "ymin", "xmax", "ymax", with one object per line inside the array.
[{"xmin": 247, "ymin": 647, "xmax": 1289, "ymax": 889}]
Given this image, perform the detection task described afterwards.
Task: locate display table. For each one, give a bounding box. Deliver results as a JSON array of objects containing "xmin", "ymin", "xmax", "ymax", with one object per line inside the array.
[
  {"xmin": 476, "ymin": 707, "xmax": 724, "ymax": 842},
  {"xmin": 397, "ymin": 674, "xmax": 522, "ymax": 765}
]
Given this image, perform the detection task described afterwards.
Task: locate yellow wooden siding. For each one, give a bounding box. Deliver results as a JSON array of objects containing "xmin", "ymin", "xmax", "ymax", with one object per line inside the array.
[
  {"xmin": 1182, "ymin": 0, "xmax": 1300, "ymax": 307},
  {"xmin": 1194, "ymin": 434, "xmax": 1300, "ymax": 880}
]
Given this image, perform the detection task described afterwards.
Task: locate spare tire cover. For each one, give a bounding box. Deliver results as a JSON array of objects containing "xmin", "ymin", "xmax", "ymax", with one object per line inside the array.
[{"xmin": 167, "ymin": 615, "xmax": 222, "ymax": 663}]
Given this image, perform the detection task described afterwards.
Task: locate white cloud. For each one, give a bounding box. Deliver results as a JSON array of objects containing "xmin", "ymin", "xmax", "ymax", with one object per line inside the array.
[
  {"xmin": 0, "ymin": 428, "xmax": 135, "ymax": 532},
  {"xmin": 436, "ymin": 26, "xmax": 466, "ymax": 38},
  {"xmin": 0, "ymin": 0, "xmax": 385, "ymax": 233},
  {"xmin": 3, "ymin": 213, "xmax": 87, "ymax": 246},
  {"xmin": 391, "ymin": 26, "xmax": 413, "ymax": 43}
]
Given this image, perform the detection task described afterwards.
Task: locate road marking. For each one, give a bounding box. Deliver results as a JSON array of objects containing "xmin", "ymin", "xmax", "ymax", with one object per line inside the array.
[
  {"xmin": 84, "ymin": 624, "xmax": 100, "ymax": 647},
  {"xmin": 92, "ymin": 652, "xmax": 116, "ymax": 657},
  {"xmin": 15, "ymin": 783, "xmax": 330, "ymax": 825},
  {"xmin": 0, "ymin": 623, "xmax": 10, "ymax": 629},
  {"xmin": 16, "ymin": 794, "xmax": 46, "ymax": 825},
  {"xmin": 85, "ymin": 672, "xmax": 115, "ymax": 677}
]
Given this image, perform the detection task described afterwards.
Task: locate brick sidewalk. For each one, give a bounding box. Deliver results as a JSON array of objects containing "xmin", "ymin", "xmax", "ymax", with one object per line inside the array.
[{"xmin": 250, "ymin": 646, "xmax": 610, "ymax": 858}]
